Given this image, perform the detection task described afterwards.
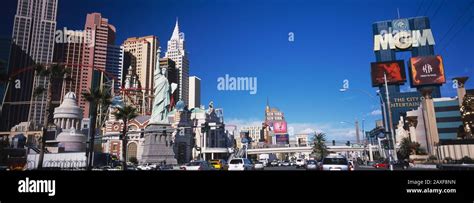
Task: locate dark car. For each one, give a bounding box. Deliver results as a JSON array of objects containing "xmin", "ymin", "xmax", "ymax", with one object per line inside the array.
[{"xmin": 393, "ymin": 160, "xmax": 409, "ymax": 169}]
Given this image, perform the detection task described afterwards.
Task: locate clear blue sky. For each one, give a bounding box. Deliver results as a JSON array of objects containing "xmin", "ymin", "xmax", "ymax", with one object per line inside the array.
[{"xmin": 1, "ymin": 0, "xmax": 473, "ymax": 141}]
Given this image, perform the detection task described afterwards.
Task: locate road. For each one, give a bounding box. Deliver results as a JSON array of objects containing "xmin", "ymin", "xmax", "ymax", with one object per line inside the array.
[{"xmin": 262, "ymin": 165, "xmax": 439, "ymax": 171}]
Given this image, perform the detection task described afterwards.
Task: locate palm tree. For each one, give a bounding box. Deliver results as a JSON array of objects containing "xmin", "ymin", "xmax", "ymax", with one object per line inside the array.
[
  {"xmin": 112, "ymin": 105, "xmax": 138, "ymax": 171},
  {"xmin": 35, "ymin": 63, "xmax": 70, "ymax": 169},
  {"xmin": 82, "ymin": 88, "xmax": 112, "ymax": 170},
  {"xmin": 312, "ymin": 132, "xmax": 328, "ymax": 161}
]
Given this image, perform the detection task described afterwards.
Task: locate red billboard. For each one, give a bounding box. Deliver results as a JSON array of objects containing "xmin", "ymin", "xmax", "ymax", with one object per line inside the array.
[
  {"xmin": 371, "ymin": 60, "xmax": 407, "ymax": 87},
  {"xmin": 410, "ymin": 55, "xmax": 446, "ymax": 86},
  {"xmin": 272, "ymin": 121, "xmax": 287, "ymax": 133}
]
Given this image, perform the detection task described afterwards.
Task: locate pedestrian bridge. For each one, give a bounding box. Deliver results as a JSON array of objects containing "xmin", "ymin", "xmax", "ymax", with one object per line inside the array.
[{"xmin": 246, "ymin": 145, "xmax": 378, "ymax": 155}]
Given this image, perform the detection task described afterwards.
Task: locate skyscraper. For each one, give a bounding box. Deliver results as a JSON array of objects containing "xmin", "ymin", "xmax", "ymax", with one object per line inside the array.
[
  {"xmin": 165, "ymin": 19, "xmax": 189, "ymax": 106},
  {"xmin": 80, "ymin": 12, "xmax": 116, "ymax": 118},
  {"xmin": 0, "ymin": 37, "xmax": 11, "ymax": 114},
  {"xmin": 189, "ymin": 76, "xmax": 200, "ymax": 109},
  {"xmin": 159, "ymin": 58, "xmax": 178, "ymax": 108},
  {"xmin": 122, "ymin": 35, "xmax": 158, "ymax": 112},
  {"xmin": 105, "ymin": 44, "xmax": 124, "ymax": 93},
  {"xmin": 53, "ymin": 30, "xmax": 84, "ymax": 103},
  {"xmin": 1, "ymin": 0, "xmax": 58, "ymax": 130}
]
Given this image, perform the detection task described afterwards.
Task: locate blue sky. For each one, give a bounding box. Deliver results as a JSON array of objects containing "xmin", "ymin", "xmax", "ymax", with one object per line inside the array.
[{"xmin": 1, "ymin": 0, "xmax": 473, "ymax": 141}]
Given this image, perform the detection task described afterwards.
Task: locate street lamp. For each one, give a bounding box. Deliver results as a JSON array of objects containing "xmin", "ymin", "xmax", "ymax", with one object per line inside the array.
[{"xmin": 339, "ymin": 88, "xmax": 390, "ymax": 164}]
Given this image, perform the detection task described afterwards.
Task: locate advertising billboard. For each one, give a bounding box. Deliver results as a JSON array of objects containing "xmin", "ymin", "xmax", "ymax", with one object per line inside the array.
[
  {"xmin": 410, "ymin": 55, "xmax": 446, "ymax": 86},
  {"xmin": 275, "ymin": 134, "xmax": 289, "ymax": 144},
  {"xmin": 272, "ymin": 121, "xmax": 287, "ymax": 133},
  {"xmin": 371, "ymin": 60, "xmax": 407, "ymax": 87}
]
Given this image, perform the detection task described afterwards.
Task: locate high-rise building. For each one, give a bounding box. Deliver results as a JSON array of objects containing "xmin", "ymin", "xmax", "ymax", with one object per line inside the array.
[
  {"xmin": 165, "ymin": 19, "xmax": 189, "ymax": 106},
  {"xmin": 80, "ymin": 13, "xmax": 116, "ymax": 118},
  {"xmin": 0, "ymin": 37, "xmax": 11, "ymax": 113},
  {"xmin": 53, "ymin": 30, "xmax": 84, "ymax": 103},
  {"xmin": 122, "ymin": 36, "xmax": 158, "ymax": 112},
  {"xmin": 159, "ymin": 58, "xmax": 178, "ymax": 106},
  {"xmin": 264, "ymin": 99, "xmax": 288, "ymax": 145},
  {"xmin": 189, "ymin": 76, "xmax": 201, "ymax": 109},
  {"xmin": 1, "ymin": 0, "xmax": 58, "ymax": 131},
  {"xmin": 105, "ymin": 44, "xmax": 124, "ymax": 93}
]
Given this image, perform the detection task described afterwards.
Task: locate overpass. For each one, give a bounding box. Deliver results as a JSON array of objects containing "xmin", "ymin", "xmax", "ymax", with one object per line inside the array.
[{"xmin": 246, "ymin": 145, "xmax": 378, "ymax": 155}]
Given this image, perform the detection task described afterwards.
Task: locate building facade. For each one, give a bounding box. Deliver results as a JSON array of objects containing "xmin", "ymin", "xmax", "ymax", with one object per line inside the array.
[
  {"xmin": 53, "ymin": 30, "xmax": 84, "ymax": 103},
  {"xmin": 105, "ymin": 44, "xmax": 124, "ymax": 93},
  {"xmin": 240, "ymin": 126, "xmax": 262, "ymax": 148},
  {"xmin": 122, "ymin": 35, "xmax": 158, "ymax": 113},
  {"xmin": 80, "ymin": 12, "xmax": 116, "ymax": 118},
  {"xmin": 1, "ymin": 0, "xmax": 58, "ymax": 130},
  {"xmin": 165, "ymin": 20, "xmax": 189, "ymax": 106},
  {"xmin": 189, "ymin": 76, "xmax": 201, "ymax": 109}
]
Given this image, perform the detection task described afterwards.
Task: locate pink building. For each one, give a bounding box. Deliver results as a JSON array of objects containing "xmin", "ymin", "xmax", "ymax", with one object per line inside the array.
[{"xmin": 80, "ymin": 13, "xmax": 116, "ymax": 119}]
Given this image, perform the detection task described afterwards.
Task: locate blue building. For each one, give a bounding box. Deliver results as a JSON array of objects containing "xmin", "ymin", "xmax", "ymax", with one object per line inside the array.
[
  {"xmin": 105, "ymin": 45, "xmax": 124, "ymax": 92},
  {"xmin": 434, "ymin": 98, "xmax": 463, "ymax": 140}
]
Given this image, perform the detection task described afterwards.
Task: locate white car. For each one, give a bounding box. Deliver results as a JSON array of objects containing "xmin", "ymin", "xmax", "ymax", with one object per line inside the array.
[
  {"xmin": 321, "ymin": 155, "xmax": 350, "ymax": 171},
  {"xmin": 296, "ymin": 159, "xmax": 306, "ymax": 168},
  {"xmin": 228, "ymin": 158, "xmax": 253, "ymax": 171},
  {"xmin": 137, "ymin": 164, "xmax": 152, "ymax": 170},
  {"xmin": 180, "ymin": 160, "xmax": 213, "ymax": 171},
  {"xmin": 254, "ymin": 162, "xmax": 265, "ymax": 170}
]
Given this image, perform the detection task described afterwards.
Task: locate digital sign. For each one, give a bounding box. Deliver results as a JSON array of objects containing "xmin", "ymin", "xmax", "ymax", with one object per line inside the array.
[
  {"xmin": 410, "ymin": 55, "xmax": 446, "ymax": 86},
  {"xmin": 275, "ymin": 134, "xmax": 289, "ymax": 144},
  {"xmin": 371, "ymin": 60, "xmax": 407, "ymax": 87},
  {"xmin": 272, "ymin": 121, "xmax": 287, "ymax": 133}
]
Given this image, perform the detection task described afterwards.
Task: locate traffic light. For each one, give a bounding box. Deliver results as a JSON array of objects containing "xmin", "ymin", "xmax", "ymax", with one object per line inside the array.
[{"xmin": 332, "ymin": 140, "xmax": 336, "ymax": 146}]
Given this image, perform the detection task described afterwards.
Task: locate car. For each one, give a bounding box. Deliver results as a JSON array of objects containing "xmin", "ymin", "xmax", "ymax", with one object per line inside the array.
[
  {"xmin": 295, "ymin": 159, "xmax": 306, "ymax": 168},
  {"xmin": 180, "ymin": 160, "xmax": 213, "ymax": 171},
  {"xmin": 373, "ymin": 160, "xmax": 389, "ymax": 169},
  {"xmin": 270, "ymin": 160, "xmax": 279, "ymax": 167},
  {"xmin": 209, "ymin": 159, "xmax": 228, "ymax": 170},
  {"xmin": 137, "ymin": 164, "xmax": 152, "ymax": 171},
  {"xmin": 393, "ymin": 160, "xmax": 409, "ymax": 169},
  {"xmin": 321, "ymin": 155, "xmax": 350, "ymax": 171},
  {"xmin": 228, "ymin": 158, "xmax": 254, "ymax": 171},
  {"xmin": 254, "ymin": 162, "xmax": 265, "ymax": 170},
  {"xmin": 282, "ymin": 161, "xmax": 290, "ymax": 167},
  {"xmin": 305, "ymin": 160, "xmax": 318, "ymax": 170}
]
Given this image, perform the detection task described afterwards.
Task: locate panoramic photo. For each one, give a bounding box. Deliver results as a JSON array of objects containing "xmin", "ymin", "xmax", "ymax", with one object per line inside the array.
[{"xmin": 0, "ymin": 0, "xmax": 473, "ymax": 201}]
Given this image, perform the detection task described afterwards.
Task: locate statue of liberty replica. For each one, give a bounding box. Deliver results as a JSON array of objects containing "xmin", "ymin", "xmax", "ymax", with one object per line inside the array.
[{"xmin": 141, "ymin": 48, "xmax": 178, "ymax": 165}]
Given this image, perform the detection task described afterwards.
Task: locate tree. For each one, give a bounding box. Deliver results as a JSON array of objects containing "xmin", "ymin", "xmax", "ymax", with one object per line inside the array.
[
  {"xmin": 311, "ymin": 132, "xmax": 328, "ymax": 161},
  {"xmin": 112, "ymin": 105, "xmax": 138, "ymax": 171},
  {"xmin": 397, "ymin": 137, "xmax": 422, "ymax": 160},
  {"xmin": 82, "ymin": 88, "xmax": 112, "ymax": 170},
  {"xmin": 35, "ymin": 63, "xmax": 70, "ymax": 169}
]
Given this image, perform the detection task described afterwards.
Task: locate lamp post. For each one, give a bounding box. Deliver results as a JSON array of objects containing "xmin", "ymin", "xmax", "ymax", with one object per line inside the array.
[{"xmin": 339, "ymin": 88, "xmax": 386, "ymax": 163}]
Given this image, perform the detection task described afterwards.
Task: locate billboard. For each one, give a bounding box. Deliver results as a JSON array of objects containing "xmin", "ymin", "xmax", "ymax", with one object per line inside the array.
[
  {"xmin": 371, "ymin": 60, "xmax": 407, "ymax": 87},
  {"xmin": 410, "ymin": 55, "xmax": 446, "ymax": 86},
  {"xmin": 272, "ymin": 121, "xmax": 287, "ymax": 133},
  {"xmin": 275, "ymin": 134, "xmax": 289, "ymax": 144}
]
